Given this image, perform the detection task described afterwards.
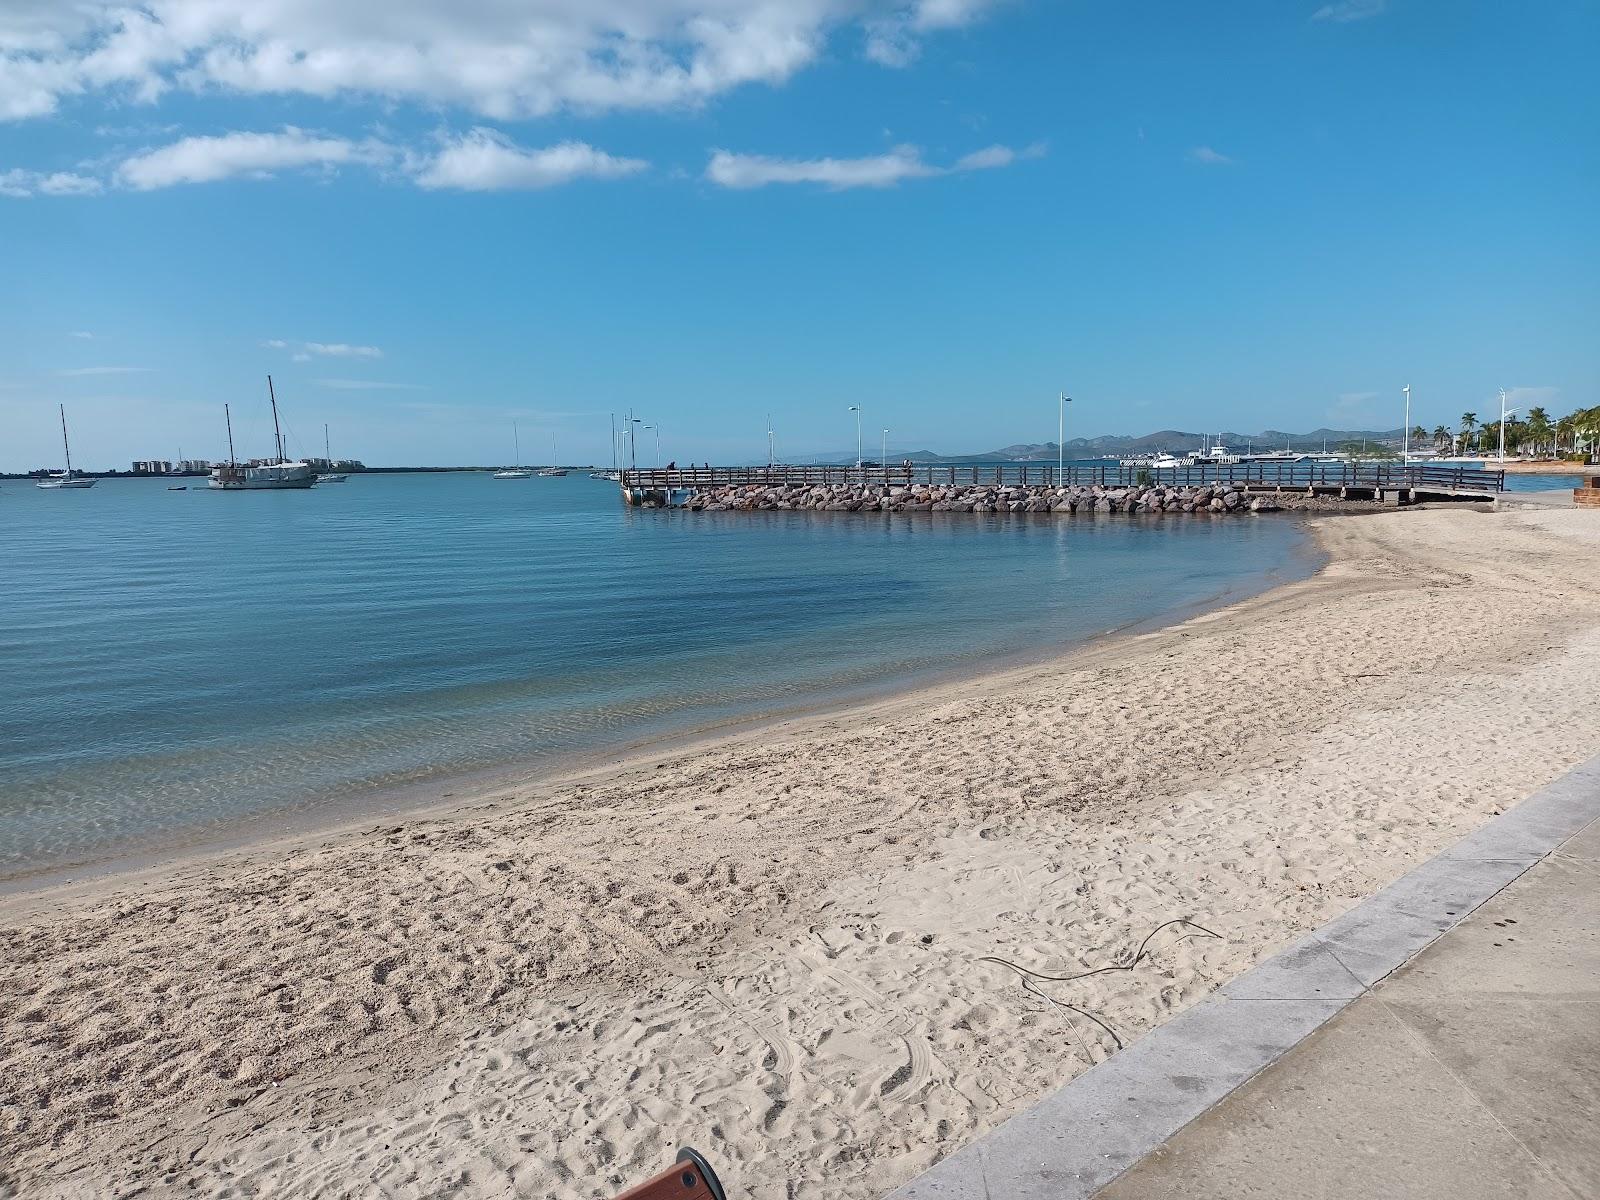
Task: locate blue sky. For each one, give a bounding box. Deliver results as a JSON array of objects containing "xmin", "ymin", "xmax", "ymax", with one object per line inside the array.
[{"xmin": 1, "ymin": 0, "xmax": 1595, "ymax": 469}]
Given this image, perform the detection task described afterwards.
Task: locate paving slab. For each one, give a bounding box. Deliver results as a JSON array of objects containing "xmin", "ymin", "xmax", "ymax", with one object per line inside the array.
[
  {"xmin": 1091, "ymin": 815, "xmax": 1600, "ymax": 1200},
  {"xmin": 1093, "ymin": 1000, "xmax": 1576, "ymax": 1200},
  {"xmin": 885, "ymin": 758, "xmax": 1600, "ymax": 1200}
]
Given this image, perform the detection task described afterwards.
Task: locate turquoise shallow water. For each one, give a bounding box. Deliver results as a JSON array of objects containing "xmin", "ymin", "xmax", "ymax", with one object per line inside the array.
[{"xmin": 0, "ymin": 471, "xmax": 1318, "ymax": 876}]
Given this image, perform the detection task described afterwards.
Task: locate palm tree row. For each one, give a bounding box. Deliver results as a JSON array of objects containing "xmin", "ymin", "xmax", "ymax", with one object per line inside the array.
[{"xmin": 1427, "ymin": 403, "xmax": 1600, "ymax": 459}]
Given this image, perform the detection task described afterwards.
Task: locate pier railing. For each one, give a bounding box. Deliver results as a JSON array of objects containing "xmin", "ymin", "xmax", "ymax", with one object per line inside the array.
[{"xmin": 619, "ymin": 462, "xmax": 1507, "ymax": 493}]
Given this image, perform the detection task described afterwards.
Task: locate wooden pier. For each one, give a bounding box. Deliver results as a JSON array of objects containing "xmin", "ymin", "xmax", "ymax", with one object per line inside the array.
[{"xmin": 620, "ymin": 461, "xmax": 1507, "ymax": 500}]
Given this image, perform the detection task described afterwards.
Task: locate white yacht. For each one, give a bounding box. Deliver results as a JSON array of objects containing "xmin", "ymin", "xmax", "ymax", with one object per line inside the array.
[
  {"xmin": 209, "ymin": 378, "xmax": 316, "ymax": 490},
  {"xmin": 36, "ymin": 405, "xmax": 96, "ymax": 488},
  {"xmin": 1187, "ymin": 436, "xmax": 1240, "ymax": 466},
  {"xmin": 493, "ymin": 421, "xmax": 534, "ymax": 479},
  {"xmin": 1148, "ymin": 452, "xmax": 1188, "ymax": 470}
]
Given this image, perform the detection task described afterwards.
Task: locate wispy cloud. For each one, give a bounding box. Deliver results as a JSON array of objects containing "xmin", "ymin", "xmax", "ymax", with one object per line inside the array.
[
  {"xmin": 411, "ymin": 129, "xmax": 647, "ymax": 191},
  {"xmin": 1327, "ymin": 391, "xmax": 1381, "ymax": 424},
  {"xmin": 69, "ymin": 330, "xmax": 93, "ymax": 339},
  {"xmin": 117, "ymin": 128, "xmax": 392, "ymax": 190},
  {"xmin": 706, "ymin": 140, "xmax": 1044, "ymax": 190},
  {"xmin": 1312, "ymin": 0, "xmax": 1387, "ymax": 22},
  {"xmin": 264, "ymin": 339, "xmax": 383, "ymax": 360},
  {"xmin": 304, "ymin": 342, "xmax": 383, "ymax": 359},
  {"xmin": 1, "ymin": 168, "xmax": 102, "ymax": 197},
  {"xmin": 1186, "ymin": 145, "xmax": 1235, "ymax": 166},
  {"xmin": 314, "ymin": 379, "xmax": 424, "ymax": 391}
]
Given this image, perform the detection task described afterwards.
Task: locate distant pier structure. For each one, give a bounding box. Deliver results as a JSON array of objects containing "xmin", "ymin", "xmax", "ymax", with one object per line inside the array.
[{"xmin": 618, "ymin": 461, "xmax": 1507, "ymax": 510}]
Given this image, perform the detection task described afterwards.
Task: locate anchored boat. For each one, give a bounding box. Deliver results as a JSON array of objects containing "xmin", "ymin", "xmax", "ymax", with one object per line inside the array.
[
  {"xmin": 36, "ymin": 405, "xmax": 96, "ymax": 489},
  {"xmin": 209, "ymin": 377, "xmax": 316, "ymax": 490}
]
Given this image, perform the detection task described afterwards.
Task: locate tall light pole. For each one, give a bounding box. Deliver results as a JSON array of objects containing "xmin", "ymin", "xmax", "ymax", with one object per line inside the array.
[
  {"xmin": 629, "ymin": 415, "xmax": 642, "ymax": 470},
  {"xmin": 767, "ymin": 414, "xmax": 775, "ymax": 468},
  {"xmin": 881, "ymin": 428, "xmax": 889, "ymax": 472},
  {"xmin": 1058, "ymin": 391, "xmax": 1072, "ymax": 482},
  {"xmin": 1402, "ymin": 385, "xmax": 1411, "ymax": 464},
  {"xmin": 848, "ymin": 405, "xmax": 862, "ymax": 471},
  {"xmin": 1498, "ymin": 390, "xmax": 1515, "ymax": 463}
]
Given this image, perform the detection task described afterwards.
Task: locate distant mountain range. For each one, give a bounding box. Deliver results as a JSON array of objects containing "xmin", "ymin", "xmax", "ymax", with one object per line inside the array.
[{"xmin": 802, "ymin": 428, "xmax": 1409, "ymax": 464}]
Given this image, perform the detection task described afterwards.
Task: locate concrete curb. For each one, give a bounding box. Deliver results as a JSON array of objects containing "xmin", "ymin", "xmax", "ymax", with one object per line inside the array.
[{"xmin": 886, "ymin": 754, "xmax": 1600, "ymax": 1200}]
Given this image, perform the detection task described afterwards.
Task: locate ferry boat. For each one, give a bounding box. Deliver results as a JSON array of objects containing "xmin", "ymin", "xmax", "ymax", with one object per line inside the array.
[{"xmin": 209, "ymin": 378, "xmax": 316, "ymax": 490}]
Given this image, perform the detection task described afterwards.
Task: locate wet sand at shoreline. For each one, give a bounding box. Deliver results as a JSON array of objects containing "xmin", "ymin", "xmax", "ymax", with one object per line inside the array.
[{"xmin": 4, "ymin": 503, "xmax": 1599, "ymax": 1199}]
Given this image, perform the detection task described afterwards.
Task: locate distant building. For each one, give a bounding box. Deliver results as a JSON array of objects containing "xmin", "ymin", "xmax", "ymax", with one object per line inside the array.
[
  {"xmin": 131, "ymin": 460, "xmax": 175, "ymax": 475},
  {"xmin": 178, "ymin": 459, "xmax": 211, "ymax": 472}
]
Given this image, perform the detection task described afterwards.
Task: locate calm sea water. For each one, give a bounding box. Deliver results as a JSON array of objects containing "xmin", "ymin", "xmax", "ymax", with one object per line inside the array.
[{"xmin": 0, "ymin": 471, "xmax": 1318, "ymax": 877}]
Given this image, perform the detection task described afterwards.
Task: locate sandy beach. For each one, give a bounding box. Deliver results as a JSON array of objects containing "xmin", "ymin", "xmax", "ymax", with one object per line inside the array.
[{"xmin": 5, "ymin": 502, "xmax": 1600, "ymax": 1200}]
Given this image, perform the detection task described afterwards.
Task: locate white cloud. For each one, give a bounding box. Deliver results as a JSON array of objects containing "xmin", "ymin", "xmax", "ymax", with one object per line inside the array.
[
  {"xmin": 0, "ymin": 2, "xmax": 1008, "ymax": 125},
  {"xmin": 707, "ymin": 140, "xmax": 1040, "ymax": 190},
  {"xmin": 314, "ymin": 378, "xmax": 424, "ymax": 390},
  {"xmin": 412, "ymin": 129, "xmax": 647, "ymax": 191},
  {"xmin": 70, "ymin": 330, "xmax": 94, "ymax": 339},
  {"xmin": 0, "ymin": 167, "xmax": 102, "ymax": 197},
  {"xmin": 865, "ymin": 0, "xmax": 1008, "ymax": 67},
  {"xmin": 57, "ymin": 366, "xmax": 152, "ymax": 376},
  {"xmin": 116, "ymin": 127, "xmax": 390, "ymax": 189},
  {"xmin": 1186, "ymin": 145, "xmax": 1235, "ymax": 166},
  {"xmin": 266, "ymin": 338, "xmax": 383, "ymax": 360},
  {"xmin": 304, "ymin": 342, "xmax": 383, "ymax": 359},
  {"xmin": 1311, "ymin": 0, "xmax": 1387, "ymax": 22},
  {"xmin": 954, "ymin": 141, "xmax": 1045, "ymax": 171}
]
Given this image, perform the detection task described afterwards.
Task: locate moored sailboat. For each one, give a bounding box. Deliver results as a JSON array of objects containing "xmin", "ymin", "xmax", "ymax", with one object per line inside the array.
[
  {"xmin": 318, "ymin": 423, "xmax": 348, "ymax": 483},
  {"xmin": 493, "ymin": 421, "xmax": 533, "ymax": 479},
  {"xmin": 36, "ymin": 405, "xmax": 96, "ymax": 488},
  {"xmin": 209, "ymin": 377, "xmax": 316, "ymax": 490}
]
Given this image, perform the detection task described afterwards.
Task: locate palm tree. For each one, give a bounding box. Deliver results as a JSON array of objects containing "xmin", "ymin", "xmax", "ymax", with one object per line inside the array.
[
  {"xmin": 1432, "ymin": 424, "xmax": 1450, "ymax": 451},
  {"xmin": 1460, "ymin": 412, "xmax": 1478, "ymax": 453},
  {"xmin": 1525, "ymin": 406, "xmax": 1552, "ymax": 458}
]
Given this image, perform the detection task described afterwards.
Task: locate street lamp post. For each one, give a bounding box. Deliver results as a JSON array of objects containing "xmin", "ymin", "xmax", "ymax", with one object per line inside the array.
[
  {"xmin": 1498, "ymin": 390, "xmax": 1515, "ymax": 463},
  {"xmin": 1402, "ymin": 385, "xmax": 1411, "ymax": 464},
  {"xmin": 1058, "ymin": 391, "xmax": 1072, "ymax": 483},
  {"xmin": 881, "ymin": 428, "xmax": 889, "ymax": 477},
  {"xmin": 848, "ymin": 405, "xmax": 862, "ymax": 472},
  {"xmin": 629, "ymin": 415, "xmax": 642, "ymax": 470}
]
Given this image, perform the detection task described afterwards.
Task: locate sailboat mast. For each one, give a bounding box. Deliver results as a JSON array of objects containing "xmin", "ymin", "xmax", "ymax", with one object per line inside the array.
[
  {"xmin": 225, "ymin": 403, "xmax": 237, "ymax": 465},
  {"xmin": 59, "ymin": 404, "xmax": 72, "ymax": 476},
  {"xmin": 513, "ymin": 421, "xmax": 520, "ymax": 469},
  {"xmin": 267, "ymin": 375, "xmax": 284, "ymax": 463},
  {"xmin": 610, "ymin": 412, "xmax": 617, "ymax": 472},
  {"xmin": 325, "ymin": 422, "xmax": 331, "ymax": 463}
]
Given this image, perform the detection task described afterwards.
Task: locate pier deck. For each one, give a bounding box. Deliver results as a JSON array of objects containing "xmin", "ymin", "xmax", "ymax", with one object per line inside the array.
[{"xmin": 619, "ymin": 461, "xmax": 1506, "ymax": 499}]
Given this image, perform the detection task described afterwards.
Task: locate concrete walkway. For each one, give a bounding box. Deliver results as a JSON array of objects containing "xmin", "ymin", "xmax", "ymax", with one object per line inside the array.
[
  {"xmin": 889, "ymin": 755, "xmax": 1600, "ymax": 1200},
  {"xmin": 1098, "ymin": 811, "xmax": 1600, "ymax": 1200}
]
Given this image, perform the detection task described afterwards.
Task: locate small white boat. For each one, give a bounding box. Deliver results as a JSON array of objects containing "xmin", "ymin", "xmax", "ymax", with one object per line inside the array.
[
  {"xmin": 537, "ymin": 467, "xmax": 568, "ymax": 477},
  {"xmin": 36, "ymin": 405, "xmax": 96, "ymax": 488},
  {"xmin": 1148, "ymin": 453, "xmax": 1188, "ymax": 470}
]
